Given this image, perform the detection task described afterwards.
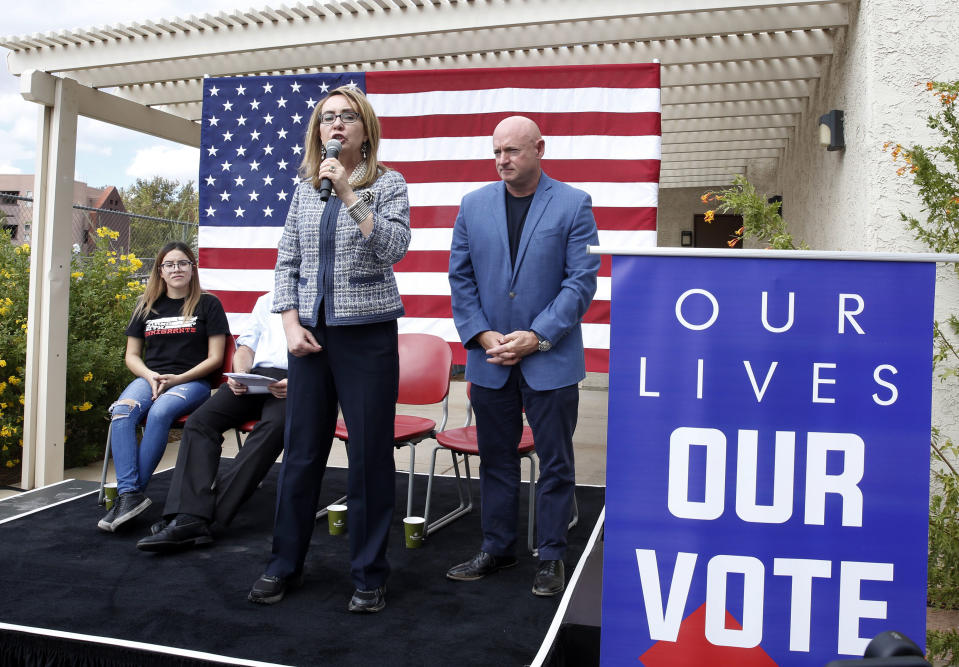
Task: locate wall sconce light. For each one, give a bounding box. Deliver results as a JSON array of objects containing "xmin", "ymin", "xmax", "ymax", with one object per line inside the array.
[
  {"xmin": 818, "ymin": 110, "xmax": 845, "ymax": 151},
  {"xmin": 680, "ymin": 230, "xmax": 693, "ymax": 247}
]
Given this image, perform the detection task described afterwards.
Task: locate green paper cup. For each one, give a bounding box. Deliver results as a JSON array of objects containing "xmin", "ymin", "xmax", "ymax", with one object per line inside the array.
[
  {"xmin": 104, "ymin": 482, "xmax": 118, "ymax": 510},
  {"xmin": 404, "ymin": 516, "xmax": 425, "ymax": 549},
  {"xmin": 327, "ymin": 504, "xmax": 347, "ymax": 535}
]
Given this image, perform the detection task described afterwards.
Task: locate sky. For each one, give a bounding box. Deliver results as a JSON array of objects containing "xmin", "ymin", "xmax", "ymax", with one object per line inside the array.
[{"xmin": 0, "ymin": 0, "xmax": 249, "ymax": 190}]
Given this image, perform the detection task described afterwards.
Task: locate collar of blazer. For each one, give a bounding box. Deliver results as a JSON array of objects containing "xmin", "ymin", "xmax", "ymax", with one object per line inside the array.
[{"xmin": 500, "ymin": 172, "xmax": 555, "ymax": 281}]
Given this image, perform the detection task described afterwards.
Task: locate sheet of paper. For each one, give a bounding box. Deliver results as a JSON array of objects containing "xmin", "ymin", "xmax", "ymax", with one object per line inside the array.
[{"xmin": 224, "ymin": 372, "xmax": 278, "ymax": 394}]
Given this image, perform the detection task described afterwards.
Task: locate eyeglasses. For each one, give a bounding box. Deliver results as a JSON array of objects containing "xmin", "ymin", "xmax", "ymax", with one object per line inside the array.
[
  {"xmin": 320, "ymin": 111, "xmax": 360, "ymax": 125},
  {"xmin": 160, "ymin": 260, "xmax": 193, "ymax": 271}
]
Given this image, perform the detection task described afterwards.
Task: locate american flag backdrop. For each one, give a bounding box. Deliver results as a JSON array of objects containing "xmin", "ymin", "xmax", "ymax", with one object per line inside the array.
[{"xmin": 197, "ymin": 64, "xmax": 661, "ymax": 371}]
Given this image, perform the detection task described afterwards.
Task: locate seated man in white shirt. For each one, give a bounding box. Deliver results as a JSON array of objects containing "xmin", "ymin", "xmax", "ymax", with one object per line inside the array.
[{"xmin": 137, "ymin": 291, "xmax": 287, "ymax": 552}]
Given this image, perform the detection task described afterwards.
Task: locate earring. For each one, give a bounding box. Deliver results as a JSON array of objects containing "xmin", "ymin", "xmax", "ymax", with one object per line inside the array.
[{"xmin": 362, "ymin": 142, "xmax": 369, "ymax": 160}]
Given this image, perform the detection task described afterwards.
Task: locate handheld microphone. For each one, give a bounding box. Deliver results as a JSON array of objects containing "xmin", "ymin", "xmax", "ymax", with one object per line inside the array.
[{"xmin": 319, "ymin": 139, "xmax": 342, "ymax": 202}]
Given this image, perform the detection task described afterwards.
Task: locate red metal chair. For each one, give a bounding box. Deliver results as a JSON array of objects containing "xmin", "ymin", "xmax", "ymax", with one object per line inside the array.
[
  {"xmin": 98, "ymin": 342, "xmax": 239, "ymax": 505},
  {"xmin": 423, "ymin": 382, "xmax": 577, "ymax": 554},
  {"xmin": 329, "ymin": 333, "xmax": 453, "ymax": 519}
]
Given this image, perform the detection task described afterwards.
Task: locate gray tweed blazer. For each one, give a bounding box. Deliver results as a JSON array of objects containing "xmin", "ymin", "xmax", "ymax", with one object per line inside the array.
[{"xmin": 272, "ymin": 168, "xmax": 411, "ymax": 326}]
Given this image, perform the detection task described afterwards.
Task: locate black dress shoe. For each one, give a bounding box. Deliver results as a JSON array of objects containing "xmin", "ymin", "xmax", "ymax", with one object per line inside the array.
[
  {"xmin": 532, "ymin": 559, "xmax": 565, "ymax": 597},
  {"xmin": 348, "ymin": 586, "xmax": 386, "ymax": 613},
  {"xmin": 149, "ymin": 518, "xmax": 170, "ymax": 535},
  {"xmin": 248, "ymin": 572, "xmax": 303, "ymax": 605},
  {"xmin": 136, "ymin": 515, "xmax": 213, "ymax": 553},
  {"xmin": 446, "ymin": 551, "xmax": 518, "ymax": 581}
]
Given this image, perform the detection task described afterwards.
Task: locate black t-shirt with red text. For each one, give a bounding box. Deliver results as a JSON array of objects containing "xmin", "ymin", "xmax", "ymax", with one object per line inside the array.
[{"xmin": 125, "ymin": 293, "xmax": 231, "ymax": 385}]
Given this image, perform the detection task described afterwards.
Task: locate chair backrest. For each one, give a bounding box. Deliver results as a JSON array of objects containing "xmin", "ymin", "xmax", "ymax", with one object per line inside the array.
[
  {"xmin": 216, "ymin": 340, "xmax": 237, "ymax": 389},
  {"xmin": 397, "ymin": 333, "xmax": 452, "ymax": 405}
]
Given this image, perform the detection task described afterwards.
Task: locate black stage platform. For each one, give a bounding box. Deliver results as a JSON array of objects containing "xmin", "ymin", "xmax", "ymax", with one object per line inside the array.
[{"xmin": 0, "ymin": 461, "xmax": 604, "ymax": 667}]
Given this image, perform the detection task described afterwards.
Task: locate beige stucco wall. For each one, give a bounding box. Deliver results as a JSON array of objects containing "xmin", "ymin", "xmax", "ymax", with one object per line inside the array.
[{"xmin": 779, "ymin": 0, "xmax": 959, "ymax": 448}]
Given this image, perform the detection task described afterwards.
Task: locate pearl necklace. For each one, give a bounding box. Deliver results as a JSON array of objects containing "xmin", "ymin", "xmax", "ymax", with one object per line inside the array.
[{"xmin": 348, "ymin": 160, "xmax": 368, "ymax": 187}]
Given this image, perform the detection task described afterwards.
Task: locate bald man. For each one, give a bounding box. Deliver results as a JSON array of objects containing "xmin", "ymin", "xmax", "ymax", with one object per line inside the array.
[{"xmin": 446, "ymin": 116, "xmax": 600, "ymax": 596}]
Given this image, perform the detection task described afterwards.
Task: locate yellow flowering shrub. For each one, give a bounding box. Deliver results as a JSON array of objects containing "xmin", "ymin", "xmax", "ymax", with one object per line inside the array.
[{"xmin": 0, "ymin": 228, "xmax": 145, "ymax": 469}]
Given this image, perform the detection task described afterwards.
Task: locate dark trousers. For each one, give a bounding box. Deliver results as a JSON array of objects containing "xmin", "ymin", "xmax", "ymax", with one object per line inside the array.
[
  {"xmin": 163, "ymin": 374, "xmax": 286, "ymax": 526},
  {"xmin": 471, "ymin": 366, "xmax": 578, "ymax": 561},
  {"xmin": 266, "ymin": 319, "xmax": 398, "ymax": 591}
]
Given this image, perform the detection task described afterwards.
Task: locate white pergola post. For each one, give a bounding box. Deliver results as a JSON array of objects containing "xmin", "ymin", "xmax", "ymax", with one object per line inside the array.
[
  {"xmin": 20, "ymin": 73, "xmax": 78, "ymax": 488},
  {"xmin": 16, "ymin": 70, "xmax": 200, "ymax": 489}
]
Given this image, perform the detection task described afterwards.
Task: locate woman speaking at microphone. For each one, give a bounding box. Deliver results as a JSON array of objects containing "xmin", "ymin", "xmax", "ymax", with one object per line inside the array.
[{"xmin": 249, "ymin": 86, "xmax": 410, "ymax": 613}]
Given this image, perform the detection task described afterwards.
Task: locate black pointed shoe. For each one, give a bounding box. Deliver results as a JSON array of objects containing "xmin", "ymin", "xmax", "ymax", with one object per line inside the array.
[
  {"xmin": 446, "ymin": 551, "xmax": 518, "ymax": 581},
  {"xmin": 248, "ymin": 572, "xmax": 303, "ymax": 605},
  {"xmin": 136, "ymin": 515, "xmax": 213, "ymax": 553},
  {"xmin": 532, "ymin": 559, "xmax": 565, "ymax": 597},
  {"xmin": 348, "ymin": 586, "xmax": 386, "ymax": 613},
  {"xmin": 149, "ymin": 518, "xmax": 170, "ymax": 535}
]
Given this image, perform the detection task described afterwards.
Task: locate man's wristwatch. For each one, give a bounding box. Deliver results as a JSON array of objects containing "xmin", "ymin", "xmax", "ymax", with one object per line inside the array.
[{"xmin": 532, "ymin": 331, "xmax": 552, "ymax": 352}]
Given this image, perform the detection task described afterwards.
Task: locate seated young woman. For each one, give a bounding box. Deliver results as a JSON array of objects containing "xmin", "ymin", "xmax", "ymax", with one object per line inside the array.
[{"xmin": 98, "ymin": 241, "xmax": 230, "ymax": 533}]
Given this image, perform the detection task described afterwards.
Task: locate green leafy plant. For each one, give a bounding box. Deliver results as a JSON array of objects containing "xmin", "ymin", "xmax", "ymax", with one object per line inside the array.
[
  {"xmin": 885, "ymin": 80, "xmax": 959, "ymax": 664},
  {"xmin": 0, "ymin": 227, "xmax": 145, "ymax": 471},
  {"xmin": 700, "ymin": 174, "xmax": 808, "ymax": 250}
]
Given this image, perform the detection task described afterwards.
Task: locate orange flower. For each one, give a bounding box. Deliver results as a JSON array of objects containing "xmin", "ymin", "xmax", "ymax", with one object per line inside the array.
[
  {"xmin": 736, "ymin": 226, "xmax": 744, "ymax": 235},
  {"xmin": 700, "ymin": 192, "xmax": 711, "ymax": 204},
  {"xmin": 704, "ymin": 210, "xmax": 715, "ymax": 223},
  {"xmin": 727, "ymin": 238, "xmax": 741, "ymax": 248}
]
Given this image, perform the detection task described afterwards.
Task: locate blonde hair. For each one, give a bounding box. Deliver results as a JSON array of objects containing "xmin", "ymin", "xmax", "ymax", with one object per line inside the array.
[
  {"xmin": 299, "ymin": 86, "xmax": 389, "ymax": 191},
  {"xmin": 132, "ymin": 241, "xmax": 203, "ymax": 322}
]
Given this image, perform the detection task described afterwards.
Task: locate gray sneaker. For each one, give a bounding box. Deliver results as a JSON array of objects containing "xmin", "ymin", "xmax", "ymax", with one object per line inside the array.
[
  {"xmin": 98, "ymin": 492, "xmax": 151, "ymax": 532},
  {"xmin": 97, "ymin": 503, "xmax": 119, "ymax": 532}
]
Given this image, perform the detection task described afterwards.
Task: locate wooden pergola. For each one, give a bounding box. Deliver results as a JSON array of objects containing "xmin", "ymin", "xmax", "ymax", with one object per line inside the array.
[{"xmin": 1, "ymin": 0, "xmax": 852, "ymax": 487}]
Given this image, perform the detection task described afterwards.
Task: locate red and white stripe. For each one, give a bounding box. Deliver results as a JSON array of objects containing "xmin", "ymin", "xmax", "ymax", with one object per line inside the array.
[{"xmin": 199, "ymin": 64, "xmax": 660, "ymax": 371}]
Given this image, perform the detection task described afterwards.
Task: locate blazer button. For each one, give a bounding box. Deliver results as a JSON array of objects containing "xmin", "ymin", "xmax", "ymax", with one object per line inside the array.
[{"xmin": 509, "ymin": 291, "xmax": 516, "ymax": 298}]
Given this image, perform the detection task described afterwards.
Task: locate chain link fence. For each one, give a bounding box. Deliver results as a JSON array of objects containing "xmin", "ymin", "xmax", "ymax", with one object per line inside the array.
[{"xmin": 1, "ymin": 194, "xmax": 198, "ymax": 279}]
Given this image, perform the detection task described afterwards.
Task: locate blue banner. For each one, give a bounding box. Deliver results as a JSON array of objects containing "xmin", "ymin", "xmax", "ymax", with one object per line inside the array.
[{"xmin": 601, "ymin": 255, "xmax": 935, "ymax": 666}]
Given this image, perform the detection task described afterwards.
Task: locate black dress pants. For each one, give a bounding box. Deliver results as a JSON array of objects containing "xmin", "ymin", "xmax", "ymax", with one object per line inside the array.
[
  {"xmin": 163, "ymin": 373, "xmax": 286, "ymax": 526},
  {"xmin": 265, "ymin": 318, "xmax": 399, "ymax": 591}
]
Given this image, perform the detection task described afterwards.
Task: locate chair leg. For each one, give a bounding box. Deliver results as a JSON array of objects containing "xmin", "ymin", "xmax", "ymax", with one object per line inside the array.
[
  {"xmin": 98, "ymin": 420, "xmax": 114, "ymax": 506},
  {"xmin": 315, "ymin": 493, "xmax": 349, "ymax": 520},
  {"xmin": 425, "ymin": 447, "xmax": 473, "ymax": 536},
  {"xmin": 405, "ymin": 443, "xmax": 416, "ymax": 519},
  {"xmin": 316, "ymin": 440, "xmax": 350, "ymax": 520},
  {"xmin": 524, "ymin": 453, "xmax": 537, "ymax": 555}
]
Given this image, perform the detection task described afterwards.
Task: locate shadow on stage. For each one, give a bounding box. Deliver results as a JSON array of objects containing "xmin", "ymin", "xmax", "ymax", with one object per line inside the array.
[{"xmin": 0, "ymin": 461, "xmax": 604, "ymax": 667}]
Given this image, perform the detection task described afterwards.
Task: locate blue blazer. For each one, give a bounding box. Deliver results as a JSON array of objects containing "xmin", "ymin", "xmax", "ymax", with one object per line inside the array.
[{"xmin": 449, "ymin": 173, "xmax": 600, "ymax": 391}]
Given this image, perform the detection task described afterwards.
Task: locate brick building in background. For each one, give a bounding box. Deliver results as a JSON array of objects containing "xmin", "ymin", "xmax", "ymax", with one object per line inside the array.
[{"xmin": 0, "ymin": 174, "xmax": 128, "ymax": 252}]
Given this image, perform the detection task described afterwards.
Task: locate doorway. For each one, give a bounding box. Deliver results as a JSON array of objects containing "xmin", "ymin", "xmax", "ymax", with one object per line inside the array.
[{"xmin": 693, "ymin": 213, "xmax": 743, "ymax": 249}]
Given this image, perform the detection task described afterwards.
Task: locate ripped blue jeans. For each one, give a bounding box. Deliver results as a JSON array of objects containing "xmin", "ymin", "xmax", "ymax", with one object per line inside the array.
[{"xmin": 109, "ymin": 377, "xmax": 211, "ymax": 494}]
